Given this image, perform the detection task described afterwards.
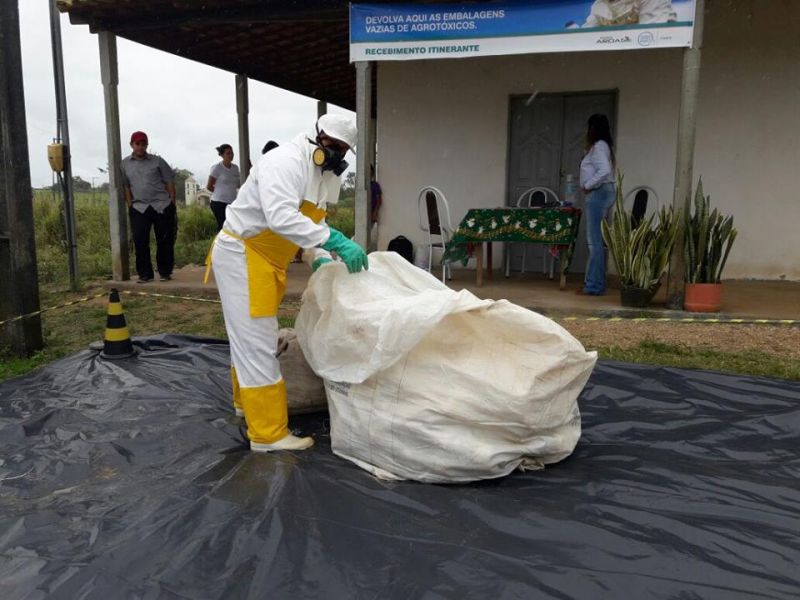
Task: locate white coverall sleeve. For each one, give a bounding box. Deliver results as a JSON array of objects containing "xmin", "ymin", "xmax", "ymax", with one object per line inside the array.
[
  {"xmin": 257, "ymin": 153, "xmax": 331, "ymax": 248},
  {"xmin": 301, "ymin": 246, "xmax": 333, "ymax": 269},
  {"xmin": 639, "ymin": 0, "xmax": 677, "ymax": 23},
  {"xmin": 300, "ymin": 217, "xmax": 333, "ymax": 268}
]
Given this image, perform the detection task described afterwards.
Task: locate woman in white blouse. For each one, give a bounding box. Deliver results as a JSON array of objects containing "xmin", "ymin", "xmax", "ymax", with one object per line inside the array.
[
  {"xmin": 578, "ymin": 114, "xmax": 616, "ymax": 295},
  {"xmin": 207, "ymin": 144, "xmax": 241, "ymax": 231}
]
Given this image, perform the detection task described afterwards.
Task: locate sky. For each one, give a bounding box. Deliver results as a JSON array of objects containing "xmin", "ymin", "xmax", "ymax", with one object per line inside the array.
[{"xmin": 18, "ymin": 3, "xmax": 352, "ymax": 189}]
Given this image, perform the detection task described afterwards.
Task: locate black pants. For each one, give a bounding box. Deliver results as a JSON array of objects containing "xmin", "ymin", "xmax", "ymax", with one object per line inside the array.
[
  {"xmin": 210, "ymin": 201, "xmax": 229, "ymax": 232},
  {"xmin": 129, "ymin": 204, "xmax": 177, "ymax": 279}
]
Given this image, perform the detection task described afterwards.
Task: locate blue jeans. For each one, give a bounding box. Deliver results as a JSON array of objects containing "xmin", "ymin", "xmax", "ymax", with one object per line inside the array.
[{"xmin": 583, "ymin": 182, "xmax": 616, "ymax": 294}]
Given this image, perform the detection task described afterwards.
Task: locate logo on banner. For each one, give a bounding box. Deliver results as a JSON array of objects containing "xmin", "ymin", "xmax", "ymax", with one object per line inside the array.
[
  {"xmin": 596, "ymin": 35, "xmax": 632, "ymax": 45},
  {"xmin": 638, "ymin": 32, "xmax": 656, "ymax": 47}
]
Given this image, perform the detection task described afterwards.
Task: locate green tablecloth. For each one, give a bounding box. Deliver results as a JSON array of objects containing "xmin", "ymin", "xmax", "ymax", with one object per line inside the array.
[{"xmin": 443, "ymin": 207, "xmax": 583, "ymax": 267}]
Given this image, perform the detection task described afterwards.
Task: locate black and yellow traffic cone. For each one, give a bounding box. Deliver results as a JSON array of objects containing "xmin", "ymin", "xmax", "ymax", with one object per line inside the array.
[{"xmin": 100, "ymin": 289, "xmax": 136, "ymax": 359}]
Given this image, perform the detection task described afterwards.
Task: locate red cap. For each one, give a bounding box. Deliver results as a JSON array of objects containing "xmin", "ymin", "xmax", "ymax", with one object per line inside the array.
[{"xmin": 130, "ymin": 131, "xmax": 148, "ymax": 144}]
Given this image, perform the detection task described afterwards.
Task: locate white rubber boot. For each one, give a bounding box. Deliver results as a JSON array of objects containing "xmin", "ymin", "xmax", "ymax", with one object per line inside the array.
[{"xmin": 250, "ymin": 434, "xmax": 314, "ymax": 452}]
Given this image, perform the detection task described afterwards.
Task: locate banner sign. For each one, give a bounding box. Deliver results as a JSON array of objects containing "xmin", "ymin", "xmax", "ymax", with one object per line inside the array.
[{"xmin": 350, "ymin": 0, "xmax": 696, "ymax": 62}]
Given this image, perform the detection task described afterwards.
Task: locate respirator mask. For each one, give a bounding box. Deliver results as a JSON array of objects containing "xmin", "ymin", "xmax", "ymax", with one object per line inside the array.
[{"xmin": 309, "ymin": 125, "xmax": 349, "ymax": 176}]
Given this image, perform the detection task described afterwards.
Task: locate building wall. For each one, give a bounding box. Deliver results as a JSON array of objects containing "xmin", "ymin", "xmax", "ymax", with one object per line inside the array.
[
  {"xmin": 185, "ymin": 176, "xmax": 199, "ymax": 206},
  {"xmin": 375, "ymin": 0, "xmax": 800, "ymax": 280},
  {"xmin": 692, "ymin": 0, "xmax": 800, "ymax": 279}
]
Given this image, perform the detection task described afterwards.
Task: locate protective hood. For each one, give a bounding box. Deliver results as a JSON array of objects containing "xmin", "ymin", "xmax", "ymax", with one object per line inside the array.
[{"xmin": 316, "ymin": 113, "xmax": 357, "ymax": 150}]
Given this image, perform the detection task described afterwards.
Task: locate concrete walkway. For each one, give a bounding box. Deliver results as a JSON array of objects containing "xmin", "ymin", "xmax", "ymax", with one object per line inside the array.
[{"xmin": 106, "ymin": 259, "xmax": 800, "ymax": 321}]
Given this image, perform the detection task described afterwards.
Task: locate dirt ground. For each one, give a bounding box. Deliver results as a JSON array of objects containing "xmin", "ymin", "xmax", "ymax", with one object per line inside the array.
[{"xmin": 559, "ymin": 319, "xmax": 800, "ymax": 359}]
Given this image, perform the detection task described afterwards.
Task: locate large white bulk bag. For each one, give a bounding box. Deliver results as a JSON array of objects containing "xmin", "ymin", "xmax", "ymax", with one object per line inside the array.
[{"xmin": 296, "ymin": 252, "xmax": 597, "ymax": 483}]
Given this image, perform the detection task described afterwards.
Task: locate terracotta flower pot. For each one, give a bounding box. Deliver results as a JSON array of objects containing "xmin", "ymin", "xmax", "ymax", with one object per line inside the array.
[{"xmin": 684, "ymin": 282, "xmax": 722, "ymax": 312}]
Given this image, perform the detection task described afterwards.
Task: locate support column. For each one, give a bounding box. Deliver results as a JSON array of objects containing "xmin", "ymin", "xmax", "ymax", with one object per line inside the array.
[
  {"xmin": 98, "ymin": 31, "xmax": 129, "ymax": 281},
  {"xmin": 0, "ymin": 0, "xmax": 43, "ymax": 354},
  {"xmin": 369, "ymin": 115, "xmax": 378, "ymax": 249},
  {"xmin": 354, "ymin": 61, "xmax": 375, "ymax": 250},
  {"xmin": 317, "ymin": 100, "xmax": 327, "ymax": 119},
  {"xmin": 49, "ymin": 0, "xmax": 79, "ymax": 290},
  {"xmin": 666, "ymin": 0, "xmax": 706, "ymax": 309},
  {"xmin": 369, "ymin": 117, "xmax": 377, "ymax": 169},
  {"xmin": 236, "ymin": 74, "xmax": 250, "ymax": 182}
]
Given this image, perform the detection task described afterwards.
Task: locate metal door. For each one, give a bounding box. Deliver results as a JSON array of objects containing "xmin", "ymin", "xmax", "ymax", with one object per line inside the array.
[{"xmin": 506, "ymin": 92, "xmax": 617, "ymax": 274}]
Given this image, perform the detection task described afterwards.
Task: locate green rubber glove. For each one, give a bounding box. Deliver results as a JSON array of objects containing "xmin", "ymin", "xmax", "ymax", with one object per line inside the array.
[
  {"xmin": 312, "ymin": 257, "xmax": 332, "ymax": 272},
  {"xmin": 321, "ymin": 227, "xmax": 369, "ymax": 274}
]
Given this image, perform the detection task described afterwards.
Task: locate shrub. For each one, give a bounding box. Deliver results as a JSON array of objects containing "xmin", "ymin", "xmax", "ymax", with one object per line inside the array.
[
  {"xmin": 32, "ymin": 192, "xmax": 217, "ymax": 284},
  {"xmin": 328, "ymin": 196, "xmax": 354, "ymax": 238},
  {"xmin": 601, "ymin": 175, "xmax": 681, "ymax": 290},
  {"xmin": 175, "ymin": 205, "xmax": 217, "ymax": 266}
]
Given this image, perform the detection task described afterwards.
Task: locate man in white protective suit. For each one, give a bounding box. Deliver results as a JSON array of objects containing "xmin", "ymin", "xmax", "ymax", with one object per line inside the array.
[
  {"xmin": 207, "ymin": 114, "xmax": 368, "ymax": 452},
  {"xmin": 583, "ymin": 0, "xmax": 677, "ymax": 26}
]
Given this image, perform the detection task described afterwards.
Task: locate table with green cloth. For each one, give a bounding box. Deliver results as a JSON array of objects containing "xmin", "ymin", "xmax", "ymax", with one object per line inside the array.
[{"xmin": 443, "ymin": 206, "xmax": 583, "ymax": 288}]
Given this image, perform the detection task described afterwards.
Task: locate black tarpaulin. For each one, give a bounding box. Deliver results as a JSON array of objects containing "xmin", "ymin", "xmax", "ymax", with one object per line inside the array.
[{"xmin": 1, "ymin": 335, "xmax": 799, "ymax": 599}]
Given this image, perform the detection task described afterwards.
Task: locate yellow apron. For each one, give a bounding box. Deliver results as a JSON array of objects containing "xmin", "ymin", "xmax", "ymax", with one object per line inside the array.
[{"xmin": 205, "ymin": 200, "xmax": 327, "ymax": 318}]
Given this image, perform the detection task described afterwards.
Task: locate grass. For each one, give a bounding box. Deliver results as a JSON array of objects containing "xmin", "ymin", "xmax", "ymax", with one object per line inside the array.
[
  {"xmin": 0, "ymin": 286, "xmax": 296, "ymax": 381},
  {"xmin": 596, "ymin": 339, "xmax": 800, "ymax": 381},
  {"xmin": 2, "ymin": 188, "xmax": 322, "ymax": 380}
]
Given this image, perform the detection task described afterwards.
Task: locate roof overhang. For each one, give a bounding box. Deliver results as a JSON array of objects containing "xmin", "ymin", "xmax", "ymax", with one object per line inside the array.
[
  {"xmin": 59, "ymin": 0, "xmax": 360, "ymax": 109},
  {"xmin": 59, "ymin": 1, "xmax": 469, "ymax": 110}
]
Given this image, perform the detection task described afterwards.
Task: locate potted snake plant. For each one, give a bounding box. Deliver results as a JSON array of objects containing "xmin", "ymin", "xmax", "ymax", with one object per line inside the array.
[
  {"xmin": 683, "ymin": 179, "xmax": 737, "ymax": 312},
  {"xmin": 602, "ymin": 176, "xmax": 681, "ymax": 308}
]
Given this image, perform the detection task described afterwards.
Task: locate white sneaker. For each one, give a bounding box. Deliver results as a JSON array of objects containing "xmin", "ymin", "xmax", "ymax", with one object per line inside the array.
[{"xmin": 250, "ymin": 434, "xmax": 314, "ymax": 452}]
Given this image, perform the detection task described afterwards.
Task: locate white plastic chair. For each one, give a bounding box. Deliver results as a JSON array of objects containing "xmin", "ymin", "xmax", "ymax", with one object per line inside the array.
[
  {"xmin": 417, "ymin": 186, "xmax": 454, "ymax": 283},
  {"xmin": 510, "ymin": 186, "xmax": 561, "ymax": 277},
  {"xmin": 624, "ymin": 186, "xmax": 660, "ymax": 228}
]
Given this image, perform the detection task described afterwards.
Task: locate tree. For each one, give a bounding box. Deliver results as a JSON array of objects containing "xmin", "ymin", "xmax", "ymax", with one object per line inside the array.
[
  {"xmin": 72, "ymin": 176, "xmax": 91, "ymax": 192},
  {"xmin": 342, "ymin": 171, "xmax": 356, "ymax": 192},
  {"xmin": 49, "ymin": 175, "xmax": 91, "ymax": 192},
  {"xmin": 338, "ymin": 171, "xmax": 356, "ymax": 205},
  {"xmin": 172, "ymin": 168, "xmax": 193, "ymax": 205}
]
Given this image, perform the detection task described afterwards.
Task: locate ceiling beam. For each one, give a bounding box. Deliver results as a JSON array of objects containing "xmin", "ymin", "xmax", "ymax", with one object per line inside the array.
[{"xmin": 86, "ymin": 5, "xmax": 348, "ymax": 33}]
